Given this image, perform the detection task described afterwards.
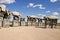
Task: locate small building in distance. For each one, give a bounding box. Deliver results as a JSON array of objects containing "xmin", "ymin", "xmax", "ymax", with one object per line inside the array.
[
  {"xmin": 44, "ymin": 16, "xmax": 58, "ymax": 28},
  {"xmin": 27, "ymin": 15, "xmax": 43, "ymax": 26}
]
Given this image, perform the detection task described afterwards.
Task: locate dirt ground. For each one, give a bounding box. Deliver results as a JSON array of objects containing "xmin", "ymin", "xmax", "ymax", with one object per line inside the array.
[{"xmin": 0, "ymin": 26, "xmax": 60, "ymax": 40}]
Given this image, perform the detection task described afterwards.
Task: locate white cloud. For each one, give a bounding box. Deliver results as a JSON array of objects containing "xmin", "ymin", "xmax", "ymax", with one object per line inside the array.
[
  {"xmin": 0, "ymin": 0, "xmax": 15, "ymax": 4},
  {"xmin": 33, "ymin": 4, "xmax": 42, "ymax": 8},
  {"xmin": 46, "ymin": 10, "xmax": 51, "ymax": 13},
  {"xmin": 29, "ymin": 3, "xmax": 34, "ymax": 7},
  {"xmin": 27, "ymin": 3, "xmax": 45, "ymax": 9},
  {"xmin": 37, "ymin": 14, "xmax": 46, "ymax": 18},
  {"xmin": 52, "ymin": 12, "xmax": 59, "ymax": 16},
  {"xmin": 34, "ymin": 4, "xmax": 45, "ymax": 9},
  {"xmin": 38, "ymin": 14, "xmax": 46, "ymax": 16},
  {"xmin": 50, "ymin": 0, "xmax": 58, "ymax": 3},
  {"xmin": 27, "ymin": 3, "xmax": 34, "ymax": 8},
  {"xmin": 39, "ymin": 6, "xmax": 45, "ymax": 9}
]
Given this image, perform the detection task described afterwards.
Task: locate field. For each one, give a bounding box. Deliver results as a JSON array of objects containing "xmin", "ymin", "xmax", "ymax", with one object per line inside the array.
[{"xmin": 0, "ymin": 26, "xmax": 60, "ymax": 40}]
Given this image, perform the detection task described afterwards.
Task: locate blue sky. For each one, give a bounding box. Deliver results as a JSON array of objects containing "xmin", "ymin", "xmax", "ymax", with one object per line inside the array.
[{"xmin": 0, "ymin": 0, "xmax": 60, "ymax": 20}]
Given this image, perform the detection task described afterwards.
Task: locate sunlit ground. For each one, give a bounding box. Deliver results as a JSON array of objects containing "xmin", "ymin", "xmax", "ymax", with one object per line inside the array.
[{"xmin": 0, "ymin": 26, "xmax": 60, "ymax": 40}]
